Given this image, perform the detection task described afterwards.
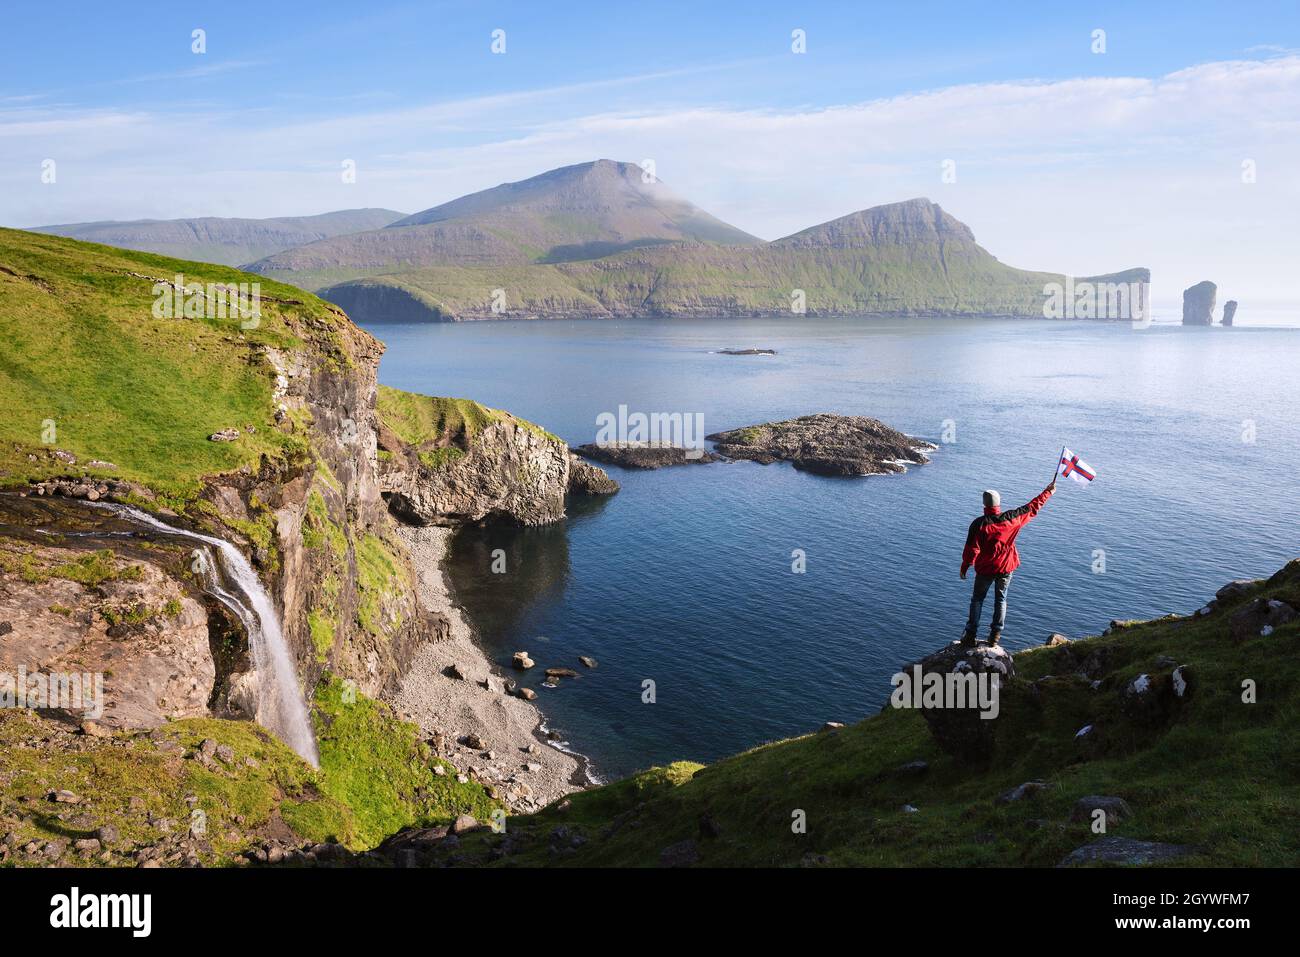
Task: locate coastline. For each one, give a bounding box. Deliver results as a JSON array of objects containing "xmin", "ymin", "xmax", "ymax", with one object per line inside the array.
[{"xmin": 390, "ymin": 525, "xmax": 590, "ymax": 812}]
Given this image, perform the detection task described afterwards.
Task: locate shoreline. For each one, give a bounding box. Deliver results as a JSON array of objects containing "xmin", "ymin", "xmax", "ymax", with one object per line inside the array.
[{"xmin": 389, "ymin": 525, "xmax": 592, "ymax": 812}]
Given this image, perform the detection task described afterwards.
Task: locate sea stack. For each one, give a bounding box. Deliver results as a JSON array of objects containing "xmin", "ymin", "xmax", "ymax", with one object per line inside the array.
[
  {"xmin": 1222, "ymin": 300, "xmax": 1238, "ymax": 326},
  {"xmin": 1182, "ymin": 281, "xmax": 1217, "ymax": 325}
]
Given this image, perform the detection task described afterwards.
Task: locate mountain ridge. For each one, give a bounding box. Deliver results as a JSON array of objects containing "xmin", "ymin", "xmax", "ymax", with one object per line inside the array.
[{"xmin": 30, "ymin": 208, "xmax": 407, "ymax": 267}]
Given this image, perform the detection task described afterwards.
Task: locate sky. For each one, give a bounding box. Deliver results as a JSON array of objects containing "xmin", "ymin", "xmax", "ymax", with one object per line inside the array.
[{"xmin": 2, "ymin": 0, "xmax": 1298, "ymax": 303}]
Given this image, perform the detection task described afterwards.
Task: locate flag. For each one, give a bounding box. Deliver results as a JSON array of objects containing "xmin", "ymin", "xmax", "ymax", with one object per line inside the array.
[{"xmin": 1057, "ymin": 446, "xmax": 1097, "ymax": 485}]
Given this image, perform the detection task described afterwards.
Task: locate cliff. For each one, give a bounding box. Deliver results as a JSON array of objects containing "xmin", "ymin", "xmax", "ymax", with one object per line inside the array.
[
  {"xmin": 0, "ymin": 227, "xmax": 611, "ymax": 866},
  {"xmin": 375, "ymin": 386, "xmax": 615, "ymax": 526},
  {"xmin": 0, "ymin": 228, "xmax": 434, "ymax": 727}
]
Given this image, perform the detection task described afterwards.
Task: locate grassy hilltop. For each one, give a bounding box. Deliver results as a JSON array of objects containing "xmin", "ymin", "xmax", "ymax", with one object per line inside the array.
[{"xmin": 0, "ymin": 227, "xmax": 361, "ymax": 501}]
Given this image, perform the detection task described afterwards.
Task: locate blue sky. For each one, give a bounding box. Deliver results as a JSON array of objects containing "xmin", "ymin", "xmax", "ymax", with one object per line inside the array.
[{"xmin": 2, "ymin": 0, "xmax": 1299, "ymax": 299}]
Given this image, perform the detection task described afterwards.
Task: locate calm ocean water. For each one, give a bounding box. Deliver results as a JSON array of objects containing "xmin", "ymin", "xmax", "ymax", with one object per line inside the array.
[{"xmin": 365, "ymin": 316, "xmax": 1300, "ymax": 780}]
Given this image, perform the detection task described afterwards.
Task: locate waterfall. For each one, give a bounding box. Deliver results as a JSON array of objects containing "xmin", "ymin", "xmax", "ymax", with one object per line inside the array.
[{"xmin": 90, "ymin": 502, "xmax": 319, "ymax": 766}]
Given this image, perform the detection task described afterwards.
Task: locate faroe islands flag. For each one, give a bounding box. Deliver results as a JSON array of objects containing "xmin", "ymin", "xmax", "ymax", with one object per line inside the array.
[{"xmin": 1058, "ymin": 447, "xmax": 1097, "ymax": 486}]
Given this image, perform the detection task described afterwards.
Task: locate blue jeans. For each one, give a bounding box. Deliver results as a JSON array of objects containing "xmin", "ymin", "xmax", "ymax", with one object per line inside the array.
[{"xmin": 965, "ymin": 572, "xmax": 1012, "ymax": 637}]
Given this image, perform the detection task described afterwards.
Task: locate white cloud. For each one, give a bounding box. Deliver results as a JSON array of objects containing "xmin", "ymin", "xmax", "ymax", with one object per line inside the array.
[{"xmin": 3, "ymin": 55, "xmax": 1298, "ymax": 299}]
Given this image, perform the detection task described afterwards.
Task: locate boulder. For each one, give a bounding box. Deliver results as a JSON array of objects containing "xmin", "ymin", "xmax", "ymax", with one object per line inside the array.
[
  {"xmin": 1044, "ymin": 633, "xmax": 1071, "ymax": 647},
  {"xmin": 511, "ymin": 651, "xmax": 535, "ymax": 670},
  {"xmin": 658, "ymin": 839, "xmax": 700, "ymax": 868},
  {"xmin": 1181, "ymin": 281, "xmax": 1216, "ymax": 325},
  {"xmin": 1058, "ymin": 836, "xmax": 1195, "ymax": 867},
  {"xmin": 1121, "ymin": 668, "xmax": 1190, "ymax": 724},
  {"xmin": 578, "ymin": 656, "xmax": 598, "ymax": 669},
  {"xmin": 996, "ymin": 781, "xmax": 1050, "ymax": 805},
  {"xmin": 450, "ymin": 815, "xmax": 479, "ymax": 835},
  {"xmin": 1070, "ymin": 795, "xmax": 1132, "ymax": 827},
  {"xmin": 1222, "ymin": 300, "xmax": 1237, "ymax": 326},
  {"xmin": 1216, "ymin": 578, "xmax": 1262, "ymax": 602},
  {"xmin": 905, "ymin": 642, "xmax": 1015, "ymax": 760},
  {"xmin": 1228, "ymin": 598, "xmax": 1297, "ymax": 642},
  {"xmin": 545, "ymin": 667, "xmax": 579, "ymax": 678},
  {"xmin": 567, "ymin": 454, "xmax": 620, "ymax": 495}
]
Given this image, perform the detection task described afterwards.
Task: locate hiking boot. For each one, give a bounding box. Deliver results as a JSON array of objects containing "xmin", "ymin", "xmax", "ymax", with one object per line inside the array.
[
  {"xmin": 960, "ymin": 632, "xmax": 977, "ymax": 648},
  {"xmin": 987, "ymin": 632, "xmax": 1002, "ymax": 647}
]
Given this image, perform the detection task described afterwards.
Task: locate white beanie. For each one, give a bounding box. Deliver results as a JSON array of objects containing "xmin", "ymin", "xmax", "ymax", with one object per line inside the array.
[{"xmin": 982, "ymin": 489, "xmax": 1000, "ymax": 508}]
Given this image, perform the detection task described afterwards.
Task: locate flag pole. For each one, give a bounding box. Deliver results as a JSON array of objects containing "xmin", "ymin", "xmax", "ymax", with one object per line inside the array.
[{"xmin": 1050, "ymin": 446, "xmax": 1064, "ymax": 485}]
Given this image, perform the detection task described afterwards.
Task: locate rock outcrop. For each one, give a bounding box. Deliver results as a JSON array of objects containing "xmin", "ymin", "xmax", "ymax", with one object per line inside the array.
[
  {"xmin": 905, "ymin": 642, "xmax": 1015, "ymax": 760},
  {"xmin": 0, "ymin": 532, "xmax": 214, "ymax": 730},
  {"xmin": 707, "ymin": 413, "xmax": 936, "ymax": 476},
  {"xmin": 1058, "ymin": 836, "xmax": 1196, "ymax": 867},
  {"xmin": 567, "ymin": 454, "xmax": 620, "ymax": 495},
  {"xmin": 1182, "ymin": 280, "xmax": 1217, "ymax": 325},
  {"xmin": 380, "ymin": 414, "xmax": 569, "ymax": 527},
  {"xmin": 1222, "ymin": 299, "xmax": 1237, "ymax": 326},
  {"xmin": 571, "ymin": 443, "xmax": 719, "ymax": 470}
]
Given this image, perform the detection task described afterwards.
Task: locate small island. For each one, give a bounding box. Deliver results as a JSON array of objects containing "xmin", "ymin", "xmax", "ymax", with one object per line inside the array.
[
  {"xmin": 572, "ymin": 443, "xmax": 721, "ymax": 470},
  {"xmin": 706, "ymin": 413, "xmax": 936, "ymax": 476},
  {"xmin": 716, "ymin": 348, "xmax": 777, "ymax": 356}
]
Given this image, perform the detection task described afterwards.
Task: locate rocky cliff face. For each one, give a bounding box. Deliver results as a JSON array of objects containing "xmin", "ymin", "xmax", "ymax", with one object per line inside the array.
[
  {"xmin": 197, "ymin": 318, "xmax": 441, "ymax": 707},
  {"xmin": 375, "ymin": 387, "xmax": 616, "ymax": 526},
  {"xmin": 0, "ymin": 232, "xmax": 444, "ymax": 733}
]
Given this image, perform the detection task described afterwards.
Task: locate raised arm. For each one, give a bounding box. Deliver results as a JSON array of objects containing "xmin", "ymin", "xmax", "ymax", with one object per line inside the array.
[{"xmin": 1003, "ymin": 482, "xmax": 1055, "ymax": 529}]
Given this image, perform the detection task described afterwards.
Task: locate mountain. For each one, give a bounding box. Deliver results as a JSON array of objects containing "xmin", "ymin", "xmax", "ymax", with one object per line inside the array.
[
  {"xmin": 319, "ymin": 196, "xmax": 1149, "ymax": 321},
  {"xmin": 244, "ymin": 160, "xmax": 762, "ymax": 289},
  {"xmin": 30, "ymin": 208, "xmax": 407, "ymax": 267}
]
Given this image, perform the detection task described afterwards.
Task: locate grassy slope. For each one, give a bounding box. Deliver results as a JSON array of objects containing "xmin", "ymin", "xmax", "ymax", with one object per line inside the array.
[
  {"xmin": 443, "ymin": 562, "xmax": 1300, "ymax": 867},
  {"xmin": 320, "ymin": 242, "xmax": 1144, "ymax": 320},
  {"xmin": 0, "ymin": 678, "xmax": 498, "ymax": 865},
  {"xmin": 376, "ymin": 385, "xmax": 560, "ymax": 451},
  {"xmin": 0, "ymin": 228, "xmax": 352, "ymax": 501}
]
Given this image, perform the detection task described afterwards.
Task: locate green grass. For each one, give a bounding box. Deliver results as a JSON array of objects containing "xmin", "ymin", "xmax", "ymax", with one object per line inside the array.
[
  {"xmin": 0, "ymin": 678, "xmax": 501, "ymax": 864},
  {"xmin": 307, "ymin": 609, "xmax": 337, "ymax": 661},
  {"xmin": 354, "ymin": 532, "xmax": 409, "ymax": 636},
  {"xmin": 319, "ymin": 244, "xmax": 1145, "ymax": 322},
  {"xmin": 376, "ymin": 385, "xmax": 561, "ymax": 456},
  {"xmin": 376, "ymin": 387, "xmax": 498, "ymax": 446},
  {"xmin": 0, "ymin": 543, "xmax": 142, "ymax": 586},
  {"xmin": 438, "ymin": 561, "xmax": 1300, "ymax": 868},
  {"xmin": 306, "ymin": 677, "xmax": 500, "ymax": 848},
  {"xmin": 0, "ymin": 228, "xmax": 350, "ymax": 500}
]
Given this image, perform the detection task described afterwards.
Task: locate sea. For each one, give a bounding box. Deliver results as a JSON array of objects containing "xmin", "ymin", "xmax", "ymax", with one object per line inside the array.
[{"xmin": 363, "ymin": 313, "xmax": 1299, "ymax": 780}]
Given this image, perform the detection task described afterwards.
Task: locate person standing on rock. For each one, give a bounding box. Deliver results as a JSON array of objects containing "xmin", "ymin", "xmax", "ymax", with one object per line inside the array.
[{"xmin": 959, "ymin": 480, "xmax": 1055, "ymax": 646}]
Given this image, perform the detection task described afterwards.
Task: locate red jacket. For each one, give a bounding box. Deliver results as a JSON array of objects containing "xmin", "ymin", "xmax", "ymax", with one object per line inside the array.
[{"xmin": 961, "ymin": 488, "xmax": 1053, "ymax": 576}]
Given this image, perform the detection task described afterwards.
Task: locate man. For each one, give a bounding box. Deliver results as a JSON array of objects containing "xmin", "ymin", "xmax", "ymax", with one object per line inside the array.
[{"xmin": 960, "ymin": 479, "xmax": 1055, "ymax": 646}]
